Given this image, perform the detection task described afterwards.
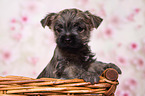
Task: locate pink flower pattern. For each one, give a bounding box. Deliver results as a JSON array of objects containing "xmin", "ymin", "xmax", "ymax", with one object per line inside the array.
[
  {"xmin": 121, "ymin": 91, "xmax": 132, "ymax": 96},
  {"xmin": 117, "ymin": 56, "xmax": 128, "ymax": 66},
  {"xmin": 124, "ymin": 78, "xmax": 138, "ymax": 90},
  {"xmin": 12, "ymin": 33, "xmax": 23, "ymax": 41},
  {"xmin": 0, "ymin": 0, "xmax": 145, "ymax": 95},
  {"xmin": 22, "ymin": 16, "xmax": 28, "ymax": 22},
  {"xmin": 131, "ymin": 57, "xmax": 145, "ymax": 70},
  {"xmin": 129, "ymin": 42, "xmax": 140, "ymax": 51},
  {"xmin": 1, "ymin": 50, "xmax": 12, "ymax": 64},
  {"xmin": 28, "ymin": 56, "xmax": 39, "ymax": 66}
]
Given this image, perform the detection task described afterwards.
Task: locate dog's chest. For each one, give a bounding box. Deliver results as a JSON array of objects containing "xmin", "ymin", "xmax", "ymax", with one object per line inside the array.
[{"xmin": 57, "ymin": 55, "xmax": 90, "ymax": 71}]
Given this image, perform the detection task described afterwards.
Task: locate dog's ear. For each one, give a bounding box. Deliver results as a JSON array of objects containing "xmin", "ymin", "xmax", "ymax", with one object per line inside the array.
[
  {"xmin": 41, "ymin": 13, "xmax": 57, "ymax": 28},
  {"xmin": 85, "ymin": 11, "xmax": 103, "ymax": 29}
]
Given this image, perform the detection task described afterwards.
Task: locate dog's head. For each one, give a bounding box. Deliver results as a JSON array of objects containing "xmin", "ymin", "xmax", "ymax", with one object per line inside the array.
[{"xmin": 41, "ymin": 8, "xmax": 103, "ymax": 50}]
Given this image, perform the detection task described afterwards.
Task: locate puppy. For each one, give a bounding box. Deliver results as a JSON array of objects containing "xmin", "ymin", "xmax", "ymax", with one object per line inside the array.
[{"xmin": 37, "ymin": 8, "xmax": 121, "ymax": 84}]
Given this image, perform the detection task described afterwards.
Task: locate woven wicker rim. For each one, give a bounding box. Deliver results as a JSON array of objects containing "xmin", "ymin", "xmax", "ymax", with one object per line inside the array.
[{"xmin": 0, "ymin": 68, "xmax": 119, "ymax": 96}]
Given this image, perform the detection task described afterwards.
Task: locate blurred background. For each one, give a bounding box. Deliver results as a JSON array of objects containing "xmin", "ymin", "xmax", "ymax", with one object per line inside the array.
[{"xmin": 0, "ymin": 0, "xmax": 145, "ymax": 95}]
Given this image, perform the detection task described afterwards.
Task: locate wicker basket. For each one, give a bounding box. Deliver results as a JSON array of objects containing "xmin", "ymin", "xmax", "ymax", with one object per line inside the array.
[{"xmin": 0, "ymin": 68, "xmax": 119, "ymax": 96}]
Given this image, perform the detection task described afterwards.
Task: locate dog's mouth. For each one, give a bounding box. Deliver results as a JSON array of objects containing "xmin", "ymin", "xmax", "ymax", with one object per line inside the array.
[{"xmin": 63, "ymin": 37, "xmax": 72, "ymax": 45}]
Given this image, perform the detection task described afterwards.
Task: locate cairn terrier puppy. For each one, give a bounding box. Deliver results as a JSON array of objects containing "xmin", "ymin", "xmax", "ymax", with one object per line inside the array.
[{"xmin": 37, "ymin": 8, "xmax": 121, "ymax": 84}]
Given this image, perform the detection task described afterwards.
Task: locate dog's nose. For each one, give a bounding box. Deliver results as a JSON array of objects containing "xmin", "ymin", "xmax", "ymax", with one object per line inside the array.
[{"xmin": 63, "ymin": 32, "xmax": 73, "ymax": 44}]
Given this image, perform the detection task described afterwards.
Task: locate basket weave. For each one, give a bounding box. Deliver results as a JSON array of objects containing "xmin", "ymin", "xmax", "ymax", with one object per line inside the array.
[{"xmin": 0, "ymin": 68, "xmax": 119, "ymax": 96}]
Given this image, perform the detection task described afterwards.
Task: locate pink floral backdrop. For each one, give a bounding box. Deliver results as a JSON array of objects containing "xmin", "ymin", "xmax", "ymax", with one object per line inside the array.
[{"xmin": 0, "ymin": 0, "xmax": 145, "ymax": 95}]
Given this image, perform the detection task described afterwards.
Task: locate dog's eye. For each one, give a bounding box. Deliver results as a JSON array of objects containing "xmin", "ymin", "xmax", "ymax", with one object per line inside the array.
[
  {"xmin": 55, "ymin": 24, "xmax": 63, "ymax": 33},
  {"xmin": 56, "ymin": 28, "xmax": 62, "ymax": 33},
  {"xmin": 77, "ymin": 26, "xmax": 84, "ymax": 32},
  {"xmin": 58, "ymin": 24, "xmax": 63, "ymax": 28},
  {"xmin": 74, "ymin": 23, "xmax": 79, "ymax": 27}
]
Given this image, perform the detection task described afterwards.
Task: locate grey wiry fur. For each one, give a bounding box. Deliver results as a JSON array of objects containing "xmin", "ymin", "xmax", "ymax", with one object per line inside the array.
[{"xmin": 37, "ymin": 8, "xmax": 121, "ymax": 84}]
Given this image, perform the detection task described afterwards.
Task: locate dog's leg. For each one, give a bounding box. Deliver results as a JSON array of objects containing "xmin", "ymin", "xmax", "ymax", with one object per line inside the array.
[{"xmin": 89, "ymin": 61, "xmax": 122, "ymax": 75}]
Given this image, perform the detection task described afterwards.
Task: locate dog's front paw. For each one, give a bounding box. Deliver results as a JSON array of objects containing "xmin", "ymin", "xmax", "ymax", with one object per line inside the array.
[
  {"xmin": 78, "ymin": 72, "xmax": 100, "ymax": 84},
  {"xmin": 104, "ymin": 63, "xmax": 122, "ymax": 74}
]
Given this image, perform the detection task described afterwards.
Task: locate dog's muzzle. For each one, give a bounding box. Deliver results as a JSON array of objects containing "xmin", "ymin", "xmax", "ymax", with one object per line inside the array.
[
  {"xmin": 61, "ymin": 34, "xmax": 75, "ymax": 45},
  {"xmin": 57, "ymin": 33, "xmax": 83, "ymax": 50}
]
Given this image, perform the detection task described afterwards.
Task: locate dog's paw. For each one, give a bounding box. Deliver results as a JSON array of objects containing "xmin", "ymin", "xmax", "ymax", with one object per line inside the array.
[
  {"xmin": 79, "ymin": 72, "xmax": 100, "ymax": 84},
  {"xmin": 104, "ymin": 63, "xmax": 122, "ymax": 74}
]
